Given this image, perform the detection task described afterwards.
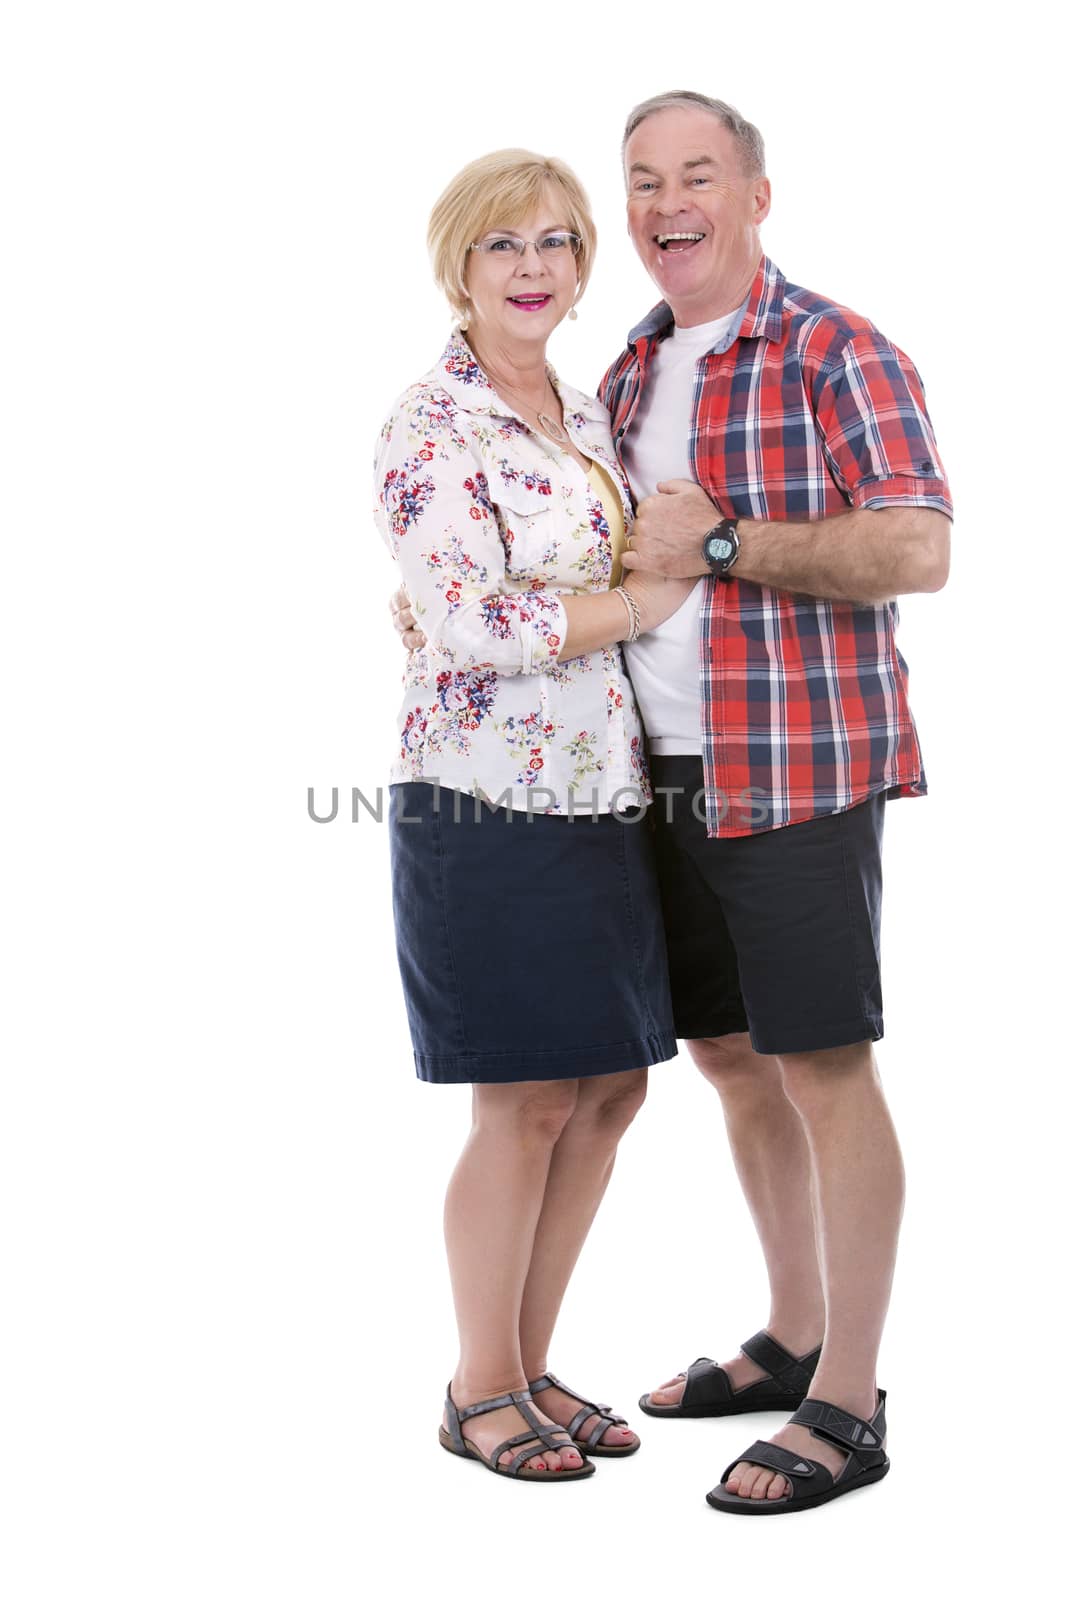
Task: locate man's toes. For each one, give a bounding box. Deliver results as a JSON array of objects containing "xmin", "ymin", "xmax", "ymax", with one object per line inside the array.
[
  {"xmin": 766, "ymin": 1473, "xmax": 789, "ymax": 1501},
  {"xmin": 650, "ymin": 1376, "xmax": 686, "ymax": 1404},
  {"xmin": 749, "ymin": 1469, "xmax": 773, "ymax": 1500},
  {"xmin": 736, "ymin": 1463, "xmax": 763, "ymax": 1498}
]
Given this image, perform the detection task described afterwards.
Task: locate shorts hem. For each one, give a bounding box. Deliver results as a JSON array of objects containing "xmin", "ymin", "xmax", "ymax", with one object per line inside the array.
[
  {"xmin": 414, "ymin": 1030, "xmax": 678, "ymax": 1084},
  {"xmin": 675, "ymin": 1017, "xmax": 884, "ymax": 1055},
  {"xmin": 748, "ymin": 1016, "xmax": 884, "ymax": 1057},
  {"xmin": 674, "ymin": 1015, "xmax": 750, "ymax": 1043}
]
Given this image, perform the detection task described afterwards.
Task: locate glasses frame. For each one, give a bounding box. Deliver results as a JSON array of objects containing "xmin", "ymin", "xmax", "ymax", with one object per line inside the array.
[{"xmin": 468, "ymin": 230, "xmax": 583, "ymax": 261}]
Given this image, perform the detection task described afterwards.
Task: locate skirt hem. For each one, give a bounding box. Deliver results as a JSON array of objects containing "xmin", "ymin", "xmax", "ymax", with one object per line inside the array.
[{"xmin": 414, "ymin": 1030, "xmax": 678, "ymax": 1085}]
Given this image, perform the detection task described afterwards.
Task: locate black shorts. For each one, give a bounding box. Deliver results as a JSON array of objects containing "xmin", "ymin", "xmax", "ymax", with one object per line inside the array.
[{"xmin": 650, "ymin": 756, "xmax": 886, "ymax": 1057}]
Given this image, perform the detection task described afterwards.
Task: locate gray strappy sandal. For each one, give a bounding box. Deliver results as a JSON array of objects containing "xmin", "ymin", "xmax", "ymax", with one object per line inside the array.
[
  {"xmin": 439, "ymin": 1384, "xmax": 595, "ymax": 1481},
  {"xmin": 529, "ymin": 1372, "xmax": 640, "ymax": 1457}
]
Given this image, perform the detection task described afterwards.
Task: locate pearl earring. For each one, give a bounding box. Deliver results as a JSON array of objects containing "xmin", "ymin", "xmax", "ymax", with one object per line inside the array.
[{"xmin": 568, "ymin": 307, "xmax": 578, "ymax": 321}]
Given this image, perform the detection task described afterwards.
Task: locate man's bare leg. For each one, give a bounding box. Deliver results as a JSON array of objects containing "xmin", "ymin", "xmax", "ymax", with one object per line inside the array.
[
  {"xmin": 647, "ymin": 1033, "xmax": 825, "ymax": 1405},
  {"xmin": 721, "ymin": 1042, "xmax": 904, "ymax": 1501}
]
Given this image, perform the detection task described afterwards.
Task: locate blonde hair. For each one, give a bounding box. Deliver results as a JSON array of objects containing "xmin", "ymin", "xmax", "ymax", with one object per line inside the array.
[{"xmin": 427, "ymin": 149, "xmax": 597, "ymax": 323}]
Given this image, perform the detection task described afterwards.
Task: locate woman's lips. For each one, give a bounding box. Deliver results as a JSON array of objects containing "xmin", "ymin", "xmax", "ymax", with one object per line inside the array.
[{"xmin": 507, "ymin": 295, "xmax": 552, "ymax": 311}]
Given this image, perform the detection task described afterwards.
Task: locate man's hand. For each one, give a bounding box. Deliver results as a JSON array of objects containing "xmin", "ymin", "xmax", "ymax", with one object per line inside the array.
[
  {"xmin": 622, "ymin": 480, "xmax": 719, "ymax": 578},
  {"xmin": 390, "ymin": 585, "xmax": 425, "ymax": 652}
]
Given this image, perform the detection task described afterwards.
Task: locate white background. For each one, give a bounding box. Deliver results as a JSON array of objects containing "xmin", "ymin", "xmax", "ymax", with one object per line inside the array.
[{"xmin": 2, "ymin": 2, "xmax": 1061, "ymax": 1596}]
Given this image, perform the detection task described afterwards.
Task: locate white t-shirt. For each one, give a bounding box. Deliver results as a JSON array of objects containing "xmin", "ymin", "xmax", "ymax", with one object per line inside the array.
[{"xmin": 623, "ymin": 307, "xmax": 744, "ymax": 754}]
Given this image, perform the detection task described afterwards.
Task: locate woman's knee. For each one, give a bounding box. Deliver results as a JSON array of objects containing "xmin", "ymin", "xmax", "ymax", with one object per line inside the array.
[
  {"xmin": 574, "ymin": 1068, "xmax": 648, "ymax": 1137},
  {"xmin": 473, "ymin": 1078, "xmax": 581, "ymax": 1143}
]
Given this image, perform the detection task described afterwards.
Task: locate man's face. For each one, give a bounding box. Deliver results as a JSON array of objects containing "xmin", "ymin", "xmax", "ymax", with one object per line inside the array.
[{"xmin": 624, "ymin": 107, "xmax": 770, "ymax": 326}]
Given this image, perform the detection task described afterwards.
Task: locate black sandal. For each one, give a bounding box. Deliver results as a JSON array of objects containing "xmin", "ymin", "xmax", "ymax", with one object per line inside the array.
[
  {"xmin": 439, "ymin": 1383, "xmax": 595, "ymax": 1481},
  {"xmin": 638, "ymin": 1330, "xmax": 821, "ymax": 1418},
  {"xmin": 706, "ymin": 1390, "xmax": 890, "ymax": 1514},
  {"xmin": 529, "ymin": 1372, "xmax": 640, "ymax": 1457}
]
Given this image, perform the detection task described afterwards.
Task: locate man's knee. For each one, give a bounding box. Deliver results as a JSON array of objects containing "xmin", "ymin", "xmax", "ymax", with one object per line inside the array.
[
  {"xmin": 687, "ymin": 1032, "xmax": 771, "ymax": 1093},
  {"xmin": 778, "ymin": 1042, "xmax": 876, "ymax": 1118}
]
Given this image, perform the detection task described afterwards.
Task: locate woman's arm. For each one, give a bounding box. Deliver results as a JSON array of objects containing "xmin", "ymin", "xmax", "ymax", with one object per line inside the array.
[
  {"xmin": 375, "ymin": 395, "xmax": 576, "ymax": 676},
  {"xmin": 375, "ymin": 392, "xmax": 695, "ymax": 668}
]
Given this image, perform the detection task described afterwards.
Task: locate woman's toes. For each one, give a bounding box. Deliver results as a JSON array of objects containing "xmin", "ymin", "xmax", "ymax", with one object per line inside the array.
[
  {"xmin": 560, "ymin": 1446, "xmax": 584, "ymax": 1471},
  {"xmin": 601, "ymin": 1423, "xmax": 634, "ymax": 1446},
  {"xmin": 542, "ymin": 1449, "xmax": 563, "ymax": 1472}
]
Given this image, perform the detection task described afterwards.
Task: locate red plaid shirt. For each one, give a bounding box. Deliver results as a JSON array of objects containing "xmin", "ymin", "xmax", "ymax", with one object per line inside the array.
[{"xmin": 599, "ymin": 255, "xmax": 953, "ymax": 838}]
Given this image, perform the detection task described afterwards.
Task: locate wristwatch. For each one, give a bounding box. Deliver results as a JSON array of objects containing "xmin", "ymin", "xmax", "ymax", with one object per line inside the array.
[{"xmin": 701, "ymin": 517, "xmax": 741, "ymax": 577}]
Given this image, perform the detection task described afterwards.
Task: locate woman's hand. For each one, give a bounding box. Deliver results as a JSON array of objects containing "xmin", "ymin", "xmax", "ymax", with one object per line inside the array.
[
  {"xmin": 620, "ymin": 570, "xmax": 700, "ymax": 635},
  {"xmin": 390, "ymin": 585, "xmax": 425, "ymax": 652}
]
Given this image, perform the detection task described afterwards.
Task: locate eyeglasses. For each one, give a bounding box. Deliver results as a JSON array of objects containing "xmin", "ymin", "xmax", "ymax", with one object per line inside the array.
[{"xmin": 468, "ymin": 231, "xmax": 582, "ymax": 261}]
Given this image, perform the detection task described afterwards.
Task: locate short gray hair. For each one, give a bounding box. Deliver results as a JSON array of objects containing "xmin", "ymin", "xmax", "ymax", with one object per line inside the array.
[{"xmin": 622, "ymin": 91, "xmax": 766, "ymax": 178}]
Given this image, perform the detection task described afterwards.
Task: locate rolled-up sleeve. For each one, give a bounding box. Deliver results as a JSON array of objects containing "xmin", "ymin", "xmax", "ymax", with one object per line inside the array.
[
  {"xmin": 373, "ymin": 394, "xmax": 568, "ymax": 677},
  {"xmin": 814, "ymin": 332, "xmax": 953, "ymax": 519}
]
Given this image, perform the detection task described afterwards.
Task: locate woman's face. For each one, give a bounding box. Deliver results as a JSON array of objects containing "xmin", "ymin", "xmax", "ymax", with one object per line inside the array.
[{"xmin": 463, "ymin": 194, "xmax": 580, "ymax": 356}]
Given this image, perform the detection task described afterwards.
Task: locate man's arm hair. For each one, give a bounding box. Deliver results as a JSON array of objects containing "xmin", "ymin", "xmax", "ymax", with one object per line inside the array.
[{"xmin": 732, "ymin": 505, "xmax": 950, "ymax": 604}]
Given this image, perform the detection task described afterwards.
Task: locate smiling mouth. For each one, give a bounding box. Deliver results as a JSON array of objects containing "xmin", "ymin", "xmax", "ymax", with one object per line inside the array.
[
  {"xmin": 654, "ymin": 232, "xmax": 706, "ymax": 252},
  {"xmin": 508, "ymin": 294, "xmax": 553, "ymax": 310}
]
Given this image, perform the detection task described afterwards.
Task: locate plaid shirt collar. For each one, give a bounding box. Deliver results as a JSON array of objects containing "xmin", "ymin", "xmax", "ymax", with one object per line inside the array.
[{"xmin": 625, "ymin": 253, "xmax": 787, "ymax": 353}]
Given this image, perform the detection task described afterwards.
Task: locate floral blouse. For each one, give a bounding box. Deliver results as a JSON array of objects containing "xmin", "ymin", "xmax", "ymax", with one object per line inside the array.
[{"xmin": 373, "ymin": 331, "xmax": 651, "ymax": 814}]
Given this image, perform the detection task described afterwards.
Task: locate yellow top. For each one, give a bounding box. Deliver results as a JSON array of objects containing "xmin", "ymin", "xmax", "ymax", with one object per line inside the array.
[{"xmin": 585, "ymin": 458, "xmax": 627, "ymax": 589}]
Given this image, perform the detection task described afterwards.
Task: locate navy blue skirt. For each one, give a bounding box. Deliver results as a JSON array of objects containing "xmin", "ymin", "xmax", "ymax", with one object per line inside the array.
[{"xmin": 388, "ymin": 784, "xmax": 678, "ymax": 1083}]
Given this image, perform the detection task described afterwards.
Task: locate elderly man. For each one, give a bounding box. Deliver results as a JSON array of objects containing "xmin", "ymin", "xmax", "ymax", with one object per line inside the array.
[
  {"xmin": 602, "ymin": 89, "xmax": 952, "ymax": 1515},
  {"xmin": 390, "ymin": 91, "xmax": 951, "ymax": 1514}
]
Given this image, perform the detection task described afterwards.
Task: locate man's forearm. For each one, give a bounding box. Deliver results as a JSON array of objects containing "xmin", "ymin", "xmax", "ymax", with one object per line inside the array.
[
  {"xmin": 624, "ymin": 479, "xmax": 952, "ymax": 603},
  {"xmin": 732, "ymin": 506, "xmax": 951, "ymax": 604}
]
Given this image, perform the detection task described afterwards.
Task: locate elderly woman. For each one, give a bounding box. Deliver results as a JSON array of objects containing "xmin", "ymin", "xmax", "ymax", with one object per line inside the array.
[{"xmin": 374, "ymin": 150, "xmax": 695, "ymax": 1482}]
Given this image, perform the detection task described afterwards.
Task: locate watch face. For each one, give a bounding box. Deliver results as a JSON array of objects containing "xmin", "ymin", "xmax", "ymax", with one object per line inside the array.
[{"xmin": 705, "ymin": 537, "xmax": 734, "ymax": 561}]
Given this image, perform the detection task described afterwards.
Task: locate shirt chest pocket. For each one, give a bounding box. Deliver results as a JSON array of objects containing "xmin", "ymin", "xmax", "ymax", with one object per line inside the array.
[{"xmin": 490, "ymin": 475, "xmax": 563, "ymax": 583}]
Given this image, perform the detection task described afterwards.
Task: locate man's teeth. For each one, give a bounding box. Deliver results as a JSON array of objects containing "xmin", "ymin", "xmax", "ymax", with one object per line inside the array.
[{"xmin": 655, "ymin": 232, "xmax": 705, "ymax": 245}]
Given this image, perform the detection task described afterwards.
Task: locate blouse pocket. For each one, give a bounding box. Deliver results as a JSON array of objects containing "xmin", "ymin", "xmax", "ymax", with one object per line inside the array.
[{"xmin": 490, "ymin": 475, "xmax": 562, "ymax": 583}]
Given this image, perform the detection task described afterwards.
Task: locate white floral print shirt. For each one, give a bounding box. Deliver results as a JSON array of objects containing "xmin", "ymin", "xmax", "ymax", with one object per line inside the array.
[{"xmin": 374, "ymin": 331, "xmax": 650, "ymax": 813}]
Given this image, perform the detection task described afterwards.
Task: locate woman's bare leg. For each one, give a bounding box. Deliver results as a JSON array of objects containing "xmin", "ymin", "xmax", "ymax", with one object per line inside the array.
[
  {"xmin": 517, "ymin": 1069, "xmax": 648, "ymax": 1447},
  {"xmin": 443, "ymin": 1078, "xmax": 585, "ymax": 1473}
]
